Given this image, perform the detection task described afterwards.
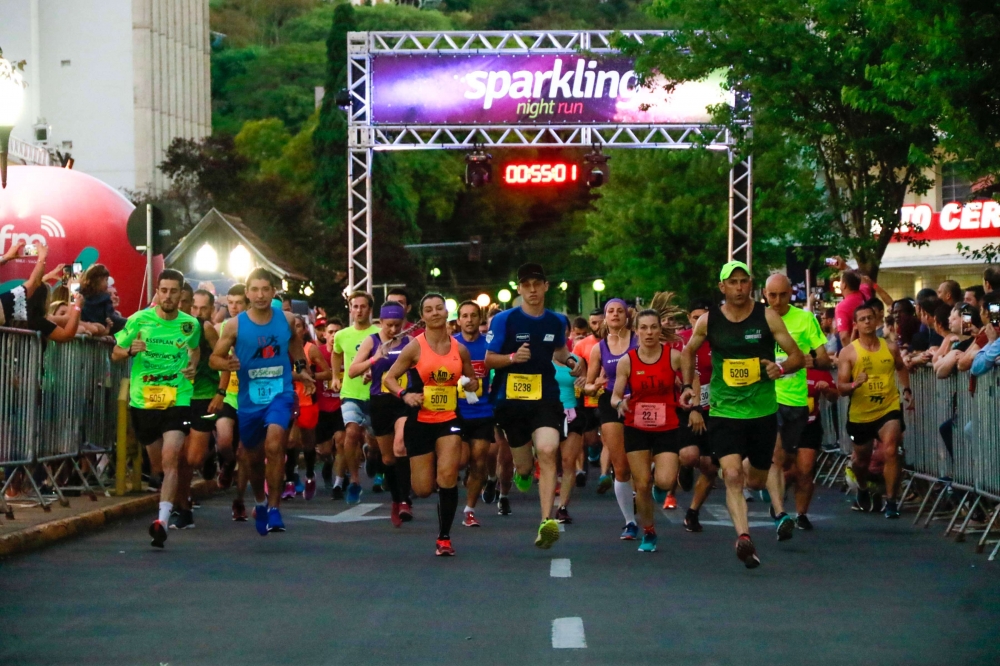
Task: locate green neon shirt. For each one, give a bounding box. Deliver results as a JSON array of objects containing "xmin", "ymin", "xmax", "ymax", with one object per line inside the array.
[
  {"xmin": 775, "ymin": 306, "xmax": 827, "ymax": 407},
  {"xmin": 333, "ymin": 324, "xmax": 380, "ymax": 401},
  {"xmin": 219, "ymin": 319, "xmax": 238, "ymax": 409},
  {"xmin": 115, "ymin": 308, "xmax": 201, "ymax": 409}
]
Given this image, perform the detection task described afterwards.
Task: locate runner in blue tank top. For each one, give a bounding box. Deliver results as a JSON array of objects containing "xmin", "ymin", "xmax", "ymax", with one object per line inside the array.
[
  {"xmin": 453, "ymin": 300, "xmax": 495, "ymax": 527},
  {"xmin": 212, "ymin": 268, "xmax": 313, "ymax": 537},
  {"xmin": 485, "ymin": 263, "xmax": 579, "ymax": 550}
]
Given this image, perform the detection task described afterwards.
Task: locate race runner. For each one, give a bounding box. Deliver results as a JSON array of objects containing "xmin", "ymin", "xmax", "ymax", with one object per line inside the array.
[
  {"xmin": 763, "ymin": 274, "xmax": 832, "ymax": 538},
  {"xmin": 213, "ymin": 283, "xmax": 248, "ymax": 504},
  {"xmin": 836, "ymin": 302, "xmax": 912, "ymax": 519},
  {"xmin": 585, "ymin": 298, "xmax": 639, "ymax": 540},
  {"xmin": 485, "ymin": 263, "xmax": 578, "ymax": 549},
  {"xmin": 383, "ymin": 294, "xmax": 479, "ymax": 556},
  {"xmin": 788, "ymin": 365, "xmax": 839, "ymax": 527},
  {"xmin": 210, "ymin": 268, "xmax": 313, "ymax": 536},
  {"xmin": 679, "ymin": 261, "xmax": 805, "ymax": 568},
  {"xmin": 316, "ymin": 319, "xmax": 348, "ymax": 498},
  {"xmin": 329, "ymin": 292, "xmax": 380, "ymax": 505},
  {"xmin": 610, "ymin": 309, "xmax": 684, "ymax": 553},
  {"xmin": 553, "ymin": 344, "xmax": 584, "ymax": 524},
  {"xmin": 285, "ymin": 315, "xmax": 330, "ymax": 500},
  {"xmin": 349, "ymin": 302, "xmax": 416, "ymax": 527},
  {"xmin": 112, "ymin": 269, "xmax": 200, "ymax": 548},
  {"xmin": 453, "ymin": 301, "xmax": 496, "ymax": 528}
]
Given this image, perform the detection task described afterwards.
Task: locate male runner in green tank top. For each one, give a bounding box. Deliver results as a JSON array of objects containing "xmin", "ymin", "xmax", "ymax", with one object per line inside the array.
[{"xmin": 680, "ymin": 262, "xmax": 804, "ymax": 568}]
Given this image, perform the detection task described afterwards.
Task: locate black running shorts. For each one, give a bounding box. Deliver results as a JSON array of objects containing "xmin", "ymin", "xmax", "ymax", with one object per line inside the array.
[
  {"xmin": 130, "ymin": 406, "xmax": 190, "ymax": 447},
  {"xmin": 461, "ymin": 417, "xmax": 496, "ymax": 443},
  {"xmin": 370, "ymin": 394, "xmax": 410, "ymax": 438},
  {"xmin": 315, "ymin": 408, "xmax": 345, "ymax": 443},
  {"xmin": 708, "ymin": 413, "xmax": 778, "ymax": 471},
  {"xmin": 495, "ymin": 399, "xmax": 565, "ymax": 449},
  {"xmin": 846, "ymin": 410, "xmax": 905, "ymax": 445},
  {"xmin": 405, "ymin": 418, "xmax": 463, "ymax": 458},
  {"xmin": 624, "ymin": 426, "xmax": 682, "ymax": 455}
]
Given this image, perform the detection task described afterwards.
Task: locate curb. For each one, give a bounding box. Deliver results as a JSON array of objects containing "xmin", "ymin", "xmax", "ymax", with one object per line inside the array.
[{"xmin": 0, "ymin": 479, "xmax": 217, "ymax": 558}]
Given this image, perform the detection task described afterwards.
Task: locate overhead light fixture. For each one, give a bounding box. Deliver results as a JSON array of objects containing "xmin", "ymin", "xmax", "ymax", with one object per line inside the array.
[
  {"xmin": 194, "ymin": 243, "xmax": 218, "ymax": 272},
  {"xmin": 475, "ymin": 293, "xmax": 491, "ymax": 308},
  {"xmin": 583, "ymin": 147, "xmax": 610, "ymax": 189},
  {"xmin": 430, "ymin": 266, "xmax": 442, "ymax": 278},
  {"xmin": 229, "ymin": 244, "xmax": 252, "ymax": 279},
  {"xmin": 497, "ymin": 289, "xmax": 512, "ymax": 304},
  {"xmin": 559, "ymin": 281, "xmax": 568, "ymax": 291},
  {"xmin": 592, "ymin": 278, "xmax": 606, "ymax": 293},
  {"xmin": 465, "ymin": 147, "xmax": 492, "ymax": 188}
]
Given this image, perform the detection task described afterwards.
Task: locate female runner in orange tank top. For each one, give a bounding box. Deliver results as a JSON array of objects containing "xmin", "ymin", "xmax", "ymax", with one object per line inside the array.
[{"xmin": 383, "ymin": 293, "xmax": 478, "ymax": 557}]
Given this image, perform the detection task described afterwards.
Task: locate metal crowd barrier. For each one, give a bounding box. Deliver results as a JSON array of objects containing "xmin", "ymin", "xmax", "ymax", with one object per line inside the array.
[{"xmin": 0, "ymin": 329, "xmax": 128, "ymax": 515}]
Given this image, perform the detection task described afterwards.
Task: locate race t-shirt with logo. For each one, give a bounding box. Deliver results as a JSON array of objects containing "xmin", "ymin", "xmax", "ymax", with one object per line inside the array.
[
  {"xmin": 191, "ymin": 320, "xmax": 220, "ymax": 400},
  {"xmin": 333, "ymin": 324, "xmax": 380, "ymax": 401},
  {"xmin": 454, "ymin": 333, "xmax": 493, "ymax": 419},
  {"xmin": 115, "ymin": 308, "xmax": 201, "ymax": 410},
  {"xmin": 706, "ymin": 302, "xmax": 777, "ymax": 420},
  {"xmin": 317, "ymin": 344, "xmax": 342, "ymax": 412},
  {"xmin": 234, "ymin": 308, "xmax": 294, "ymax": 411},
  {"xmin": 679, "ymin": 327, "xmax": 712, "ymax": 410},
  {"xmin": 486, "ymin": 307, "xmax": 565, "ymax": 403},
  {"xmin": 219, "ymin": 319, "xmax": 239, "ymax": 409},
  {"xmin": 369, "ymin": 333, "xmax": 415, "ymax": 397},
  {"xmin": 775, "ymin": 306, "xmax": 827, "ymax": 408}
]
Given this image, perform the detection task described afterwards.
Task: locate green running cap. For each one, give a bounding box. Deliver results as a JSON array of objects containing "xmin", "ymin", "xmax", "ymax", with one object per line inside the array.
[{"xmin": 719, "ymin": 260, "xmax": 751, "ymax": 281}]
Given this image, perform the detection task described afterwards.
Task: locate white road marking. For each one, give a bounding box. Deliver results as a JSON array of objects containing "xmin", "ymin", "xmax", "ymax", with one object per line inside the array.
[
  {"xmin": 296, "ymin": 503, "xmax": 387, "ymax": 524},
  {"xmin": 550, "ymin": 558, "xmax": 571, "ymax": 578},
  {"xmin": 552, "ymin": 617, "xmax": 586, "ymax": 649}
]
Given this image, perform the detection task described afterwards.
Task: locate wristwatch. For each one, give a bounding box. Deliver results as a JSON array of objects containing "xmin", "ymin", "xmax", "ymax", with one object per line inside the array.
[{"xmin": 217, "ymin": 388, "xmax": 227, "ymax": 397}]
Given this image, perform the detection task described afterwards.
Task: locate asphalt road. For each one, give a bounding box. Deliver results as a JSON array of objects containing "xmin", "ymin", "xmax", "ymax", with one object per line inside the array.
[{"xmin": 1, "ymin": 471, "xmax": 998, "ymax": 666}]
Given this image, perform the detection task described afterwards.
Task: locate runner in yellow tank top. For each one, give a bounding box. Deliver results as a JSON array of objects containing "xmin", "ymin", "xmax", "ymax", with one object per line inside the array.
[{"xmin": 837, "ymin": 302, "xmax": 912, "ymax": 519}]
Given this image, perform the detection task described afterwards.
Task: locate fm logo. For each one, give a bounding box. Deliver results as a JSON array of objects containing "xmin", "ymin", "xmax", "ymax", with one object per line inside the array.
[{"xmin": 0, "ymin": 217, "xmax": 67, "ymax": 253}]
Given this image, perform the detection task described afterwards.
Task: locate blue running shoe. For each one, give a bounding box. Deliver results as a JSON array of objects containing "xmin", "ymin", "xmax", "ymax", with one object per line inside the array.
[
  {"xmin": 759, "ymin": 489, "xmax": 771, "ymax": 503},
  {"xmin": 346, "ymin": 482, "xmax": 363, "ymax": 505},
  {"xmin": 372, "ymin": 473, "xmax": 385, "ymax": 494},
  {"xmin": 254, "ymin": 504, "xmax": 269, "ymax": 536},
  {"xmin": 652, "ymin": 485, "xmax": 667, "ymax": 506},
  {"xmin": 775, "ymin": 512, "xmax": 794, "ymax": 541},
  {"xmin": 638, "ymin": 530, "xmax": 658, "ymax": 553},
  {"xmin": 620, "ymin": 522, "xmax": 639, "ymax": 541},
  {"xmin": 294, "ymin": 477, "xmax": 305, "ymax": 495},
  {"xmin": 267, "ymin": 507, "xmax": 286, "ymax": 533}
]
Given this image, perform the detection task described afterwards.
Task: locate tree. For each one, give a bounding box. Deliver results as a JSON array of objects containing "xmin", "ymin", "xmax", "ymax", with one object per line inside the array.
[{"xmin": 625, "ymin": 0, "xmax": 941, "ymax": 279}]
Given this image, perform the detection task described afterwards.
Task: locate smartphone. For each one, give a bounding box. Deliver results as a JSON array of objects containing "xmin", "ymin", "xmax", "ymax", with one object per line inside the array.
[
  {"xmin": 962, "ymin": 313, "xmax": 972, "ymax": 324},
  {"xmin": 72, "ymin": 262, "xmax": 83, "ymax": 274},
  {"xmin": 824, "ymin": 257, "xmax": 839, "ymax": 267},
  {"xmin": 989, "ymin": 303, "xmax": 1000, "ymax": 325},
  {"xmin": 62, "ymin": 265, "xmax": 72, "ymax": 275},
  {"xmin": 22, "ymin": 244, "xmax": 39, "ymax": 257}
]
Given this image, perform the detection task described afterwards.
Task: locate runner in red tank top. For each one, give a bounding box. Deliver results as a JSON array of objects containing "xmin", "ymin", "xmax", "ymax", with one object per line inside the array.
[
  {"xmin": 610, "ymin": 309, "xmax": 684, "ymax": 553},
  {"xmin": 383, "ymin": 293, "xmax": 478, "ymax": 557}
]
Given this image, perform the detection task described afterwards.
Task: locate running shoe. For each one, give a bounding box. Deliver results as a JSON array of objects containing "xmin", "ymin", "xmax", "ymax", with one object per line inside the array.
[
  {"xmin": 331, "ymin": 484, "xmax": 344, "ymax": 501},
  {"xmin": 587, "ymin": 446, "xmax": 601, "ymax": 464},
  {"xmin": 796, "ymin": 514, "xmax": 813, "ymax": 530},
  {"xmin": 232, "ymin": 499, "xmax": 247, "ymax": 522},
  {"xmin": 652, "ymin": 485, "xmax": 667, "ymax": 506},
  {"xmin": 775, "ymin": 512, "xmax": 795, "ymax": 541},
  {"xmin": 759, "ymin": 489, "xmax": 771, "ymax": 503},
  {"xmin": 481, "ymin": 478, "xmax": 498, "ymax": 504},
  {"xmin": 513, "ymin": 470, "xmax": 532, "ymax": 493},
  {"xmin": 281, "ymin": 482, "xmax": 296, "ymax": 500},
  {"xmin": 884, "ymin": 499, "xmax": 900, "ymax": 519},
  {"xmin": 267, "ymin": 507, "xmax": 286, "ymax": 533},
  {"xmin": 535, "ymin": 519, "xmax": 560, "ymax": 549},
  {"xmin": 255, "ymin": 504, "xmax": 269, "ymax": 536},
  {"xmin": 743, "ymin": 488, "xmax": 754, "ymax": 502},
  {"xmin": 390, "ymin": 502, "xmax": 403, "ymax": 528},
  {"xmin": 638, "ymin": 530, "xmax": 658, "ymax": 553},
  {"xmin": 399, "ymin": 500, "xmax": 413, "ymax": 522},
  {"xmin": 852, "ymin": 489, "xmax": 873, "ymax": 512},
  {"xmin": 169, "ymin": 509, "xmax": 195, "ymax": 530},
  {"xmin": 498, "ymin": 497, "xmax": 511, "ymax": 516},
  {"xmin": 678, "ymin": 465, "xmax": 695, "ymax": 492},
  {"xmin": 372, "ymin": 473, "xmax": 385, "ymax": 494},
  {"xmin": 346, "ymin": 482, "xmax": 362, "ymax": 505},
  {"xmin": 575, "ymin": 471, "xmax": 587, "ymax": 488},
  {"xmin": 735, "ymin": 534, "xmax": 760, "ymax": 569},
  {"xmin": 217, "ymin": 461, "xmax": 235, "ymax": 489},
  {"xmin": 363, "ymin": 444, "xmax": 375, "ymax": 478},
  {"xmin": 620, "ymin": 522, "xmax": 639, "ymax": 541},
  {"xmin": 304, "ymin": 477, "xmax": 316, "ymax": 501},
  {"xmin": 147, "ymin": 473, "xmax": 163, "ymax": 492},
  {"xmin": 663, "ymin": 493, "xmax": 678, "ymax": 510},
  {"xmin": 435, "ymin": 538, "xmax": 455, "ymax": 556},
  {"xmin": 462, "ymin": 511, "xmax": 481, "ymax": 528},
  {"xmin": 149, "ymin": 519, "xmax": 167, "ymax": 548},
  {"xmin": 597, "ymin": 474, "xmax": 613, "ymax": 494},
  {"xmin": 684, "ymin": 508, "xmax": 703, "ymax": 532},
  {"xmin": 294, "ymin": 476, "xmax": 305, "ymax": 495},
  {"xmin": 555, "ymin": 506, "xmax": 573, "ymax": 524}
]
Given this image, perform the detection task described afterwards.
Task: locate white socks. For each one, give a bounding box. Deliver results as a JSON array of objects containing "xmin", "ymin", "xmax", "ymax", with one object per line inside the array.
[
  {"xmin": 334, "ymin": 476, "xmax": 344, "ymax": 488},
  {"xmin": 158, "ymin": 501, "xmax": 172, "ymax": 524},
  {"xmin": 614, "ymin": 480, "xmax": 635, "ymax": 525},
  {"xmin": 464, "ymin": 505, "xmax": 474, "ymax": 514}
]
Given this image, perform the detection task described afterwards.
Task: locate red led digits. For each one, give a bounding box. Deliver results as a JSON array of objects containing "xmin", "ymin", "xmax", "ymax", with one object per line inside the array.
[{"xmin": 503, "ymin": 162, "xmax": 578, "ymax": 185}]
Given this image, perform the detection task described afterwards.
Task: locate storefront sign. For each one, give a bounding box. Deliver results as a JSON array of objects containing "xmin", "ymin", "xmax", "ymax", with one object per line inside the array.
[{"xmin": 896, "ymin": 200, "xmax": 1000, "ymax": 241}]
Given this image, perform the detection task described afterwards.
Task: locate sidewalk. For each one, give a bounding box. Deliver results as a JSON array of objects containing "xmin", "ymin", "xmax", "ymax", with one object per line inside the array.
[{"xmin": 0, "ymin": 479, "xmax": 215, "ymax": 558}]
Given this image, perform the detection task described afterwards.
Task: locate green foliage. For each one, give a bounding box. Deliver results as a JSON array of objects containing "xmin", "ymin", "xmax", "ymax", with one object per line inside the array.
[{"xmin": 457, "ymin": 0, "xmax": 664, "ymax": 30}]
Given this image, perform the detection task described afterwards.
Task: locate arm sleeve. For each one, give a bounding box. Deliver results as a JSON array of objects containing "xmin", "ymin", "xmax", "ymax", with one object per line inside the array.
[
  {"xmin": 485, "ymin": 311, "xmax": 508, "ymax": 353},
  {"xmin": 971, "ymin": 338, "xmax": 1000, "ymax": 377}
]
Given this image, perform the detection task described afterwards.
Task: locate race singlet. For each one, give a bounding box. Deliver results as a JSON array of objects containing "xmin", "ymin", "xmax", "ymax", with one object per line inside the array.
[
  {"xmin": 381, "ymin": 373, "xmax": 408, "ymax": 395},
  {"xmin": 227, "ymin": 373, "xmax": 239, "ymax": 393},
  {"xmin": 507, "ymin": 373, "xmax": 542, "ymax": 400},
  {"xmin": 423, "ymin": 385, "xmax": 457, "ymax": 412},
  {"xmin": 248, "ymin": 366, "xmax": 284, "ymax": 406},
  {"xmin": 142, "ymin": 385, "xmax": 177, "ymax": 410},
  {"xmin": 634, "ymin": 402, "xmax": 667, "ymax": 430},
  {"xmin": 722, "ymin": 358, "xmax": 761, "ymax": 387}
]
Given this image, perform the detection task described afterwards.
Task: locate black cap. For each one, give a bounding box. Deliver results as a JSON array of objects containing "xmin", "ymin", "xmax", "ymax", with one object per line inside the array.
[{"xmin": 517, "ymin": 263, "xmax": 547, "ymax": 283}]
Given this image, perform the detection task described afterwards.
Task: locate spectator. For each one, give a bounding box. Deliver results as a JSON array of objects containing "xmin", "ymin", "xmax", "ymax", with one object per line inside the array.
[
  {"xmin": 834, "ymin": 270, "xmax": 872, "ymax": 347},
  {"xmin": 79, "ymin": 264, "xmax": 126, "ymax": 334},
  {"xmin": 935, "ymin": 303, "xmax": 981, "ymax": 377},
  {"xmin": 889, "ymin": 299, "xmax": 921, "ymax": 351},
  {"xmin": 971, "ymin": 292, "xmax": 1000, "ymax": 376},
  {"xmin": 47, "ymin": 300, "xmax": 107, "ymax": 336},
  {"xmin": 984, "ymin": 265, "xmax": 1000, "ymax": 294},
  {"xmin": 108, "ymin": 283, "xmax": 122, "ymax": 316},
  {"xmin": 937, "ymin": 280, "xmax": 962, "ymax": 307},
  {"xmin": 0, "ymin": 241, "xmax": 81, "ymax": 341},
  {"xmin": 572, "ymin": 316, "xmax": 589, "ymax": 341},
  {"xmin": 819, "ymin": 306, "xmax": 840, "ymax": 355},
  {"xmin": 964, "ymin": 284, "xmax": 985, "ymax": 310},
  {"xmin": 912, "ymin": 291, "xmax": 943, "ymax": 351},
  {"xmin": 865, "ymin": 298, "xmax": 887, "ymax": 338}
]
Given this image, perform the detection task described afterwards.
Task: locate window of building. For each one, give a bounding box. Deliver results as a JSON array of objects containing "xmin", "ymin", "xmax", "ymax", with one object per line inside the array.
[{"xmin": 941, "ymin": 162, "xmax": 972, "ymax": 204}]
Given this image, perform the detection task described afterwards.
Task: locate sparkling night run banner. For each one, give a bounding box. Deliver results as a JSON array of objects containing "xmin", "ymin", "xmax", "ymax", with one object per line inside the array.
[{"xmin": 369, "ymin": 54, "xmax": 732, "ymax": 126}]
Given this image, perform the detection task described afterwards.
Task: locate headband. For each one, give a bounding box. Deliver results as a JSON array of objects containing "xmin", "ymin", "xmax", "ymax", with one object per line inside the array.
[
  {"xmin": 380, "ymin": 303, "xmax": 406, "ymax": 320},
  {"xmin": 604, "ymin": 298, "xmax": 628, "ymax": 313}
]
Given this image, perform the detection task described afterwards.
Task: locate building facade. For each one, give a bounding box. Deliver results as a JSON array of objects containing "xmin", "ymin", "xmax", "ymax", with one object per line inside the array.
[{"xmin": 0, "ymin": 0, "xmax": 210, "ymax": 193}]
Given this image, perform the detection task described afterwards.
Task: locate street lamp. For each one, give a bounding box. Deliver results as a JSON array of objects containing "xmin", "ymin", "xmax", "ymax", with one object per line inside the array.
[
  {"xmin": 445, "ymin": 298, "xmax": 458, "ymax": 313},
  {"xmin": 475, "ymin": 293, "xmax": 491, "ymax": 308},
  {"xmin": 0, "ymin": 48, "xmax": 27, "ymax": 189},
  {"xmin": 498, "ymin": 288, "xmax": 512, "ymax": 307},
  {"xmin": 592, "ymin": 278, "xmax": 606, "ymax": 308}
]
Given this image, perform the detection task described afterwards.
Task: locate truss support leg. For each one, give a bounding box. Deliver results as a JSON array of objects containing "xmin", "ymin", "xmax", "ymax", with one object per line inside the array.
[
  {"xmin": 728, "ymin": 154, "xmax": 752, "ymax": 269},
  {"xmin": 347, "ymin": 147, "xmax": 373, "ymax": 295}
]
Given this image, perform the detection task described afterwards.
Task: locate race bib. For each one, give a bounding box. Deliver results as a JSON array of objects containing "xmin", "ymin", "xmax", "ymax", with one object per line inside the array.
[
  {"xmin": 808, "ymin": 397, "xmax": 816, "ymax": 414},
  {"xmin": 142, "ymin": 385, "xmax": 177, "ymax": 410},
  {"xmin": 574, "ymin": 386, "xmax": 582, "ymax": 399},
  {"xmin": 722, "ymin": 358, "xmax": 761, "ymax": 387},
  {"xmin": 865, "ymin": 378, "xmax": 888, "ymax": 403},
  {"xmin": 381, "ymin": 373, "xmax": 408, "ymax": 394},
  {"xmin": 699, "ymin": 383, "xmax": 710, "ymax": 406},
  {"xmin": 227, "ymin": 373, "xmax": 239, "ymax": 394},
  {"xmin": 507, "ymin": 373, "xmax": 542, "ymax": 400},
  {"xmin": 635, "ymin": 402, "xmax": 666, "ymax": 429},
  {"xmin": 423, "ymin": 385, "xmax": 457, "ymax": 411},
  {"xmin": 248, "ymin": 366, "xmax": 284, "ymax": 406}
]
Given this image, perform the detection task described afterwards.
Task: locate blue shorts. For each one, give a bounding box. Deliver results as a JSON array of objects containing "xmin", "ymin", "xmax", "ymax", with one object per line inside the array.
[
  {"xmin": 341, "ymin": 398, "xmax": 372, "ymax": 433},
  {"xmin": 239, "ymin": 391, "xmax": 295, "ymax": 450}
]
